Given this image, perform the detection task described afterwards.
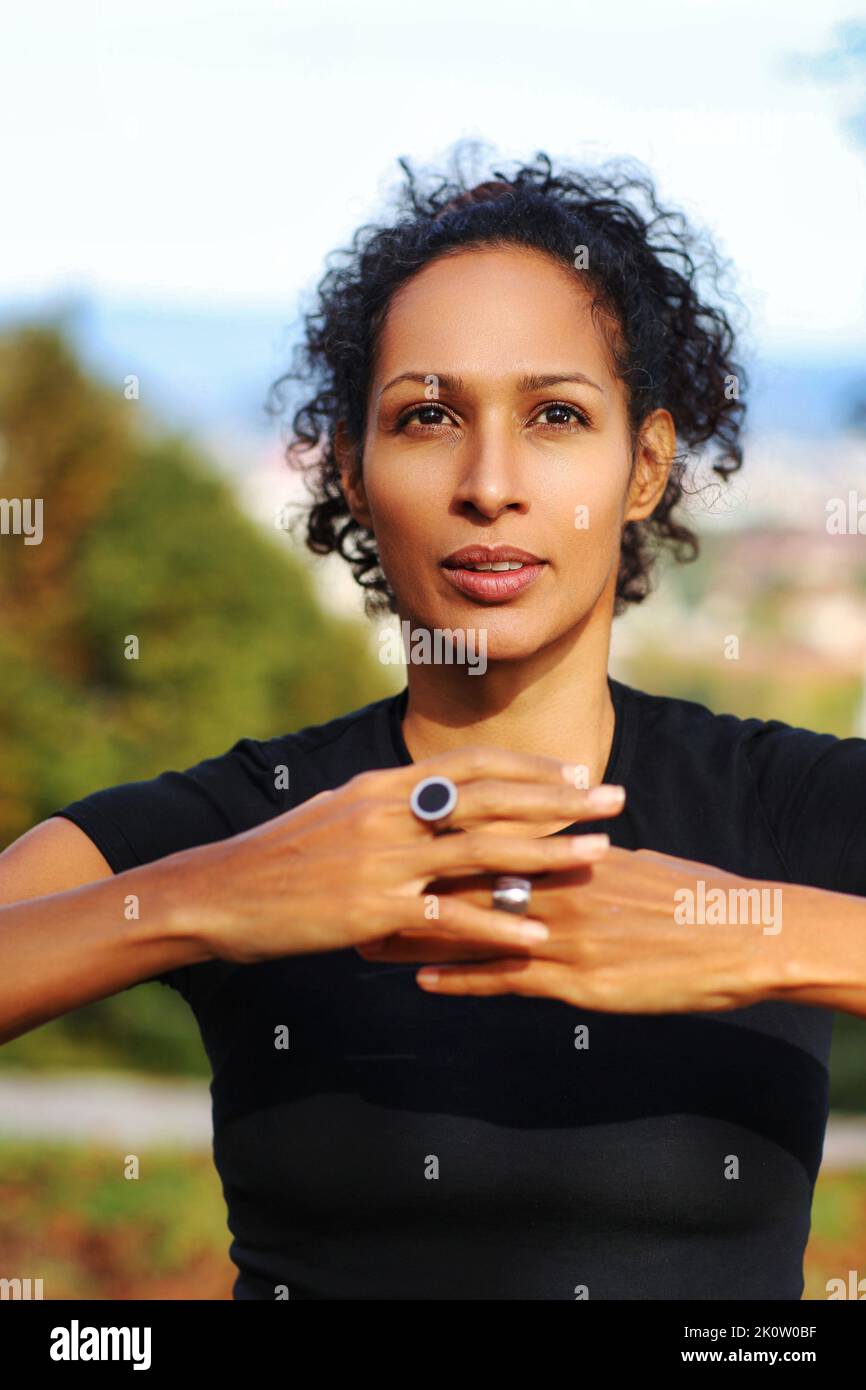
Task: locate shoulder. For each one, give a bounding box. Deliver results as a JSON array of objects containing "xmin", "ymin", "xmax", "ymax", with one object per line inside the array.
[
  {"xmin": 616, "ymin": 678, "xmax": 866, "ymax": 889},
  {"xmin": 253, "ymin": 692, "xmax": 402, "ymax": 795},
  {"xmin": 618, "ymin": 677, "xmax": 848, "ymax": 774}
]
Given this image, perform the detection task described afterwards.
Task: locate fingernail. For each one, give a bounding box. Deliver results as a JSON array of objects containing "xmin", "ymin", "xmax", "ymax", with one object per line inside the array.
[
  {"xmin": 514, "ymin": 923, "xmax": 549, "ymax": 941},
  {"xmin": 586, "ymin": 785, "xmax": 625, "ymax": 812},
  {"xmin": 571, "ymin": 833, "xmax": 610, "ymax": 853},
  {"xmin": 417, "ymin": 969, "xmax": 440, "ymax": 987}
]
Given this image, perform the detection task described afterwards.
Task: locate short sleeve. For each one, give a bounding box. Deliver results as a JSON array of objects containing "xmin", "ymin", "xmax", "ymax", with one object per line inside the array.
[
  {"xmin": 745, "ymin": 722, "xmax": 866, "ymax": 897},
  {"xmin": 49, "ymin": 736, "xmax": 281, "ymax": 995}
]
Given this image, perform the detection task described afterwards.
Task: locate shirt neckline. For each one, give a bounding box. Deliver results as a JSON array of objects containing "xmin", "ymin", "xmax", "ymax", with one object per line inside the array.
[{"xmin": 382, "ymin": 675, "xmax": 637, "ymax": 802}]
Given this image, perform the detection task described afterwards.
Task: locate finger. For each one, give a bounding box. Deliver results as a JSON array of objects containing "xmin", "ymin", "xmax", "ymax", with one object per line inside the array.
[
  {"xmin": 440, "ymin": 779, "xmax": 625, "ymax": 830},
  {"xmin": 420, "ymin": 831, "xmax": 610, "ymax": 877},
  {"xmin": 414, "ymin": 958, "xmax": 555, "ymax": 996},
  {"xmin": 372, "ymin": 893, "xmax": 550, "ymax": 949},
  {"xmin": 358, "ymin": 861, "xmax": 599, "ymax": 958},
  {"xmin": 315, "ymin": 758, "xmax": 624, "ymax": 845},
  {"xmin": 420, "ymin": 863, "xmax": 594, "ymax": 911}
]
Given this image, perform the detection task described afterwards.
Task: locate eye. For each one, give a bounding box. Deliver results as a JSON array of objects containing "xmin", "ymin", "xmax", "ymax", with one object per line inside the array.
[
  {"xmin": 532, "ymin": 402, "xmax": 592, "ymax": 430},
  {"xmin": 394, "ymin": 403, "xmax": 459, "ymax": 432}
]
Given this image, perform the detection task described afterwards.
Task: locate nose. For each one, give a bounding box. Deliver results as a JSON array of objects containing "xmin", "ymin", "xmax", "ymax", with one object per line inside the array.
[{"xmin": 451, "ymin": 417, "xmax": 529, "ymax": 521}]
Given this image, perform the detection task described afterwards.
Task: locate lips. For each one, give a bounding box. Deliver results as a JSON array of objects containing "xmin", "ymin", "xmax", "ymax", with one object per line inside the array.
[
  {"xmin": 442, "ymin": 545, "xmax": 544, "ymax": 568},
  {"xmin": 440, "ymin": 545, "xmax": 547, "ymax": 601}
]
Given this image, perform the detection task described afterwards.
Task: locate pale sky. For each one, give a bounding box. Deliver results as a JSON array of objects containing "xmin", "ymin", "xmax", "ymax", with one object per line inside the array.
[{"xmin": 2, "ymin": 0, "xmax": 865, "ymax": 351}]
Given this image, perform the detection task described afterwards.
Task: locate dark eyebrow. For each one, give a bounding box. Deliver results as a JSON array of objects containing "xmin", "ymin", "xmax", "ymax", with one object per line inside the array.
[
  {"xmin": 377, "ymin": 371, "xmax": 464, "ymax": 399},
  {"xmin": 377, "ymin": 370, "xmax": 605, "ymax": 399},
  {"xmin": 519, "ymin": 371, "xmax": 605, "ymax": 396}
]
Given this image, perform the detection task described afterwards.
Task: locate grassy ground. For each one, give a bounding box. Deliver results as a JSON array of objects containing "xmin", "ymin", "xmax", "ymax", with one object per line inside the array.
[
  {"xmin": 0, "ymin": 1141, "xmax": 234, "ymax": 1299},
  {"xmin": 0, "ymin": 1140, "xmax": 863, "ymax": 1300},
  {"xmin": 803, "ymin": 1169, "xmax": 866, "ymax": 1299}
]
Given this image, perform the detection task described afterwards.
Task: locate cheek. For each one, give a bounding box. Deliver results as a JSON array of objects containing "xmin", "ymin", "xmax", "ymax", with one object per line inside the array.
[
  {"xmin": 362, "ymin": 460, "xmax": 444, "ymax": 546},
  {"xmin": 363, "ymin": 484, "xmax": 410, "ymax": 550},
  {"xmin": 359, "ymin": 471, "xmax": 426, "ymax": 583},
  {"xmin": 363, "ymin": 450, "xmax": 411, "ymax": 510},
  {"xmin": 563, "ymin": 464, "xmax": 631, "ymax": 560}
]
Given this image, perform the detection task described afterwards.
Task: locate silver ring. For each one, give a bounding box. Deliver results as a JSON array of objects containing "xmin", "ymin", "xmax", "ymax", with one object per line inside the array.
[
  {"xmin": 492, "ymin": 876, "xmax": 532, "ymax": 914},
  {"xmin": 410, "ymin": 775, "xmax": 459, "ymax": 824}
]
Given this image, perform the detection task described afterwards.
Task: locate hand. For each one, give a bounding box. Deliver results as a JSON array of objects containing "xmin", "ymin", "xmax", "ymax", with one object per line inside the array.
[
  {"xmin": 178, "ymin": 746, "xmax": 621, "ymax": 964},
  {"xmin": 358, "ymin": 847, "xmax": 789, "ymax": 1014}
]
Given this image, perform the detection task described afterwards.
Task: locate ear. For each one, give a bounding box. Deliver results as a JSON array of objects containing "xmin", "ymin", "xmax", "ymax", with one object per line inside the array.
[
  {"xmin": 334, "ymin": 420, "xmax": 373, "ymax": 529},
  {"xmin": 624, "ymin": 409, "xmax": 677, "ymax": 523}
]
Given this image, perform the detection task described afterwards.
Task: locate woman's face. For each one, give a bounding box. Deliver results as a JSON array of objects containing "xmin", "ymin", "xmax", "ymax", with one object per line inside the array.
[{"xmin": 343, "ymin": 244, "xmax": 673, "ymax": 661}]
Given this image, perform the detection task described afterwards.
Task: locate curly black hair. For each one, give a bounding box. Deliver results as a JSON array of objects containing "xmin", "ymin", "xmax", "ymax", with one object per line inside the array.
[{"xmin": 266, "ymin": 142, "xmax": 748, "ymax": 616}]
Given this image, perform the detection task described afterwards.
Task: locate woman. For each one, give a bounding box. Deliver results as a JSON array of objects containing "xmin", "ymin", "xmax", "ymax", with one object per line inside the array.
[{"xmin": 2, "ymin": 149, "xmax": 866, "ymax": 1302}]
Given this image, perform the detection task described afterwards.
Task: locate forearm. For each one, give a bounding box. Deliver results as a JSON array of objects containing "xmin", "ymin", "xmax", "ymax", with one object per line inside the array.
[
  {"xmin": 0, "ymin": 849, "xmax": 214, "ymax": 1045},
  {"xmin": 765, "ymin": 878, "xmax": 866, "ymax": 1018}
]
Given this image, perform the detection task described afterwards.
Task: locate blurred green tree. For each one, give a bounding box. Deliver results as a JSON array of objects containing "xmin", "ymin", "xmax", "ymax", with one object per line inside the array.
[{"xmin": 0, "ymin": 320, "xmax": 390, "ymax": 846}]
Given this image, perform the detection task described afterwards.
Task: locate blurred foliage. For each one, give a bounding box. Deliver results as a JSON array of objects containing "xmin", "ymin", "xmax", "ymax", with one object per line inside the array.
[
  {"xmin": 829, "ymin": 1015, "xmax": 866, "ymax": 1112},
  {"xmin": 0, "ymin": 319, "xmax": 389, "ymax": 838},
  {"xmin": 0, "ymin": 318, "xmax": 390, "ymax": 1074},
  {"xmin": 621, "ymin": 650, "xmax": 863, "ymax": 736},
  {"xmin": 0, "ymin": 984, "xmax": 210, "ymax": 1077},
  {"xmin": 804, "ymin": 1166, "xmax": 866, "ymax": 1298}
]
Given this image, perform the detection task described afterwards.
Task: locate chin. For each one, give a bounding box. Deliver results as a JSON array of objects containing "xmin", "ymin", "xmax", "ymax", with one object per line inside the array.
[{"xmin": 431, "ymin": 609, "xmax": 562, "ymax": 668}]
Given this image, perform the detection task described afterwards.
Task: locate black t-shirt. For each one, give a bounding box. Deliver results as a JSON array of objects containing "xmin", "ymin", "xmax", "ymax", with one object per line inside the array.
[{"xmin": 51, "ymin": 677, "xmax": 866, "ymax": 1300}]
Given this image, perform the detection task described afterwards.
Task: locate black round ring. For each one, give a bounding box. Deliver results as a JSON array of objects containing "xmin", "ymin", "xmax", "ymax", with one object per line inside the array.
[{"xmin": 410, "ymin": 775, "xmax": 459, "ymax": 824}]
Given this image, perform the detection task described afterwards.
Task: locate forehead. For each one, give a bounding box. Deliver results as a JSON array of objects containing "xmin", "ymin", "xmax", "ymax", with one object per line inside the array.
[{"xmin": 374, "ymin": 244, "xmax": 616, "ymax": 383}]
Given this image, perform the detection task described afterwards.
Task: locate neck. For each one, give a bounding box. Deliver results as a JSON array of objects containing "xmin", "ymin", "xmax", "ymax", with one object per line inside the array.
[{"xmin": 398, "ymin": 600, "xmax": 617, "ymax": 787}]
